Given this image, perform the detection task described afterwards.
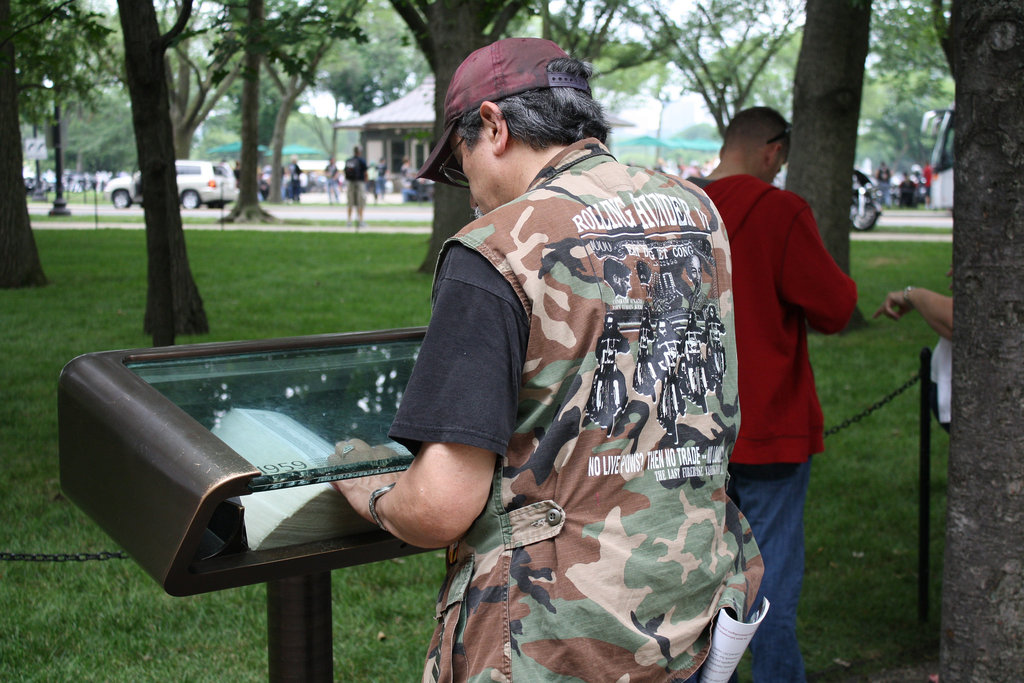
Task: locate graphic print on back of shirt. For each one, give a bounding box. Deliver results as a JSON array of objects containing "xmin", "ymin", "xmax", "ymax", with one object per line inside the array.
[{"xmin": 553, "ymin": 187, "xmax": 731, "ymax": 483}]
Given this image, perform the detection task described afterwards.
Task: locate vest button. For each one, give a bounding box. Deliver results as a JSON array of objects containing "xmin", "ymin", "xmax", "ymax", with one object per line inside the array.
[{"xmin": 546, "ymin": 509, "xmax": 563, "ymax": 526}]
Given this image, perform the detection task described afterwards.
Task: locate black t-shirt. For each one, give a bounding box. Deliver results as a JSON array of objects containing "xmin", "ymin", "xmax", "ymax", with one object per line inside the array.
[
  {"xmin": 344, "ymin": 156, "xmax": 368, "ymax": 181},
  {"xmin": 389, "ymin": 244, "xmax": 529, "ymax": 457}
]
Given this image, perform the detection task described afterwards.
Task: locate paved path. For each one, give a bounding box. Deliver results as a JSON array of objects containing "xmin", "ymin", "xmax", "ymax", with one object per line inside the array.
[
  {"xmin": 31, "ymin": 204, "xmax": 951, "ymax": 240},
  {"xmin": 877, "ymin": 210, "xmax": 951, "ymax": 229},
  {"xmin": 28, "ymin": 196, "xmax": 432, "ymax": 223},
  {"xmin": 852, "ymin": 231, "xmax": 951, "ymax": 242},
  {"xmin": 33, "ymin": 221, "xmax": 431, "ymax": 234}
]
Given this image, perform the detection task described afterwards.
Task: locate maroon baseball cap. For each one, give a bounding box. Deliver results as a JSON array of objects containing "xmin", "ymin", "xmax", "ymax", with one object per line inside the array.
[{"xmin": 417, "ymin": 37, "xmax": 591, "ymax": 185}]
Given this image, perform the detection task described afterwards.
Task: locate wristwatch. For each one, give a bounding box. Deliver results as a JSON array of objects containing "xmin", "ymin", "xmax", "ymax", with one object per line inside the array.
[
  {"xmin": 903, "ymin": 285, "xmax": 916, "ymax": 305},
  {"xmin": 368, "ymin": 483, "xmax": 396, "ymax": 531}
]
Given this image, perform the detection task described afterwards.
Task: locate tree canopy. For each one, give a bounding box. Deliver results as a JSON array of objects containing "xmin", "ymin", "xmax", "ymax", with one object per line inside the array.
[
  {"xmin": 8, "ymin": 0, "xmax": 112, "ymax": 122},
  {"xmin": 650, "ymin": 0, "xmax": 802, "ymax": 136},
  {"xmin": 1, "ymin": 0, "xmax": 111, "ymax": 289}
]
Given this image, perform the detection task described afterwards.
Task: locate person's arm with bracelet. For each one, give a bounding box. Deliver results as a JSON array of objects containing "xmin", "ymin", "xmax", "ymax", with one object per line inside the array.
[
  {"xmin": 873, "ymin": 285, "xmax": 953, "ymax": 340},
  {"xmin": 333, "ymin": 441, "xmax": 495, "ymax": 549}
]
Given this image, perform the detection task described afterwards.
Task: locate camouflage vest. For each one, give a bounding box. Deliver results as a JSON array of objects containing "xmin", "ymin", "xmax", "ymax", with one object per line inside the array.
[{"xmin": 424, "ymin": 140, "xmax": 762, "ymax": 683}]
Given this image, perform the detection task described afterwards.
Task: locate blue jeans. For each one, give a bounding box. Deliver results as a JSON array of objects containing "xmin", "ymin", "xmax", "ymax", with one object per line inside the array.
[
  {"xmin": 327, "ymin": 179, "xmax": 341, "ymax": 204},
  {"xmin": 726, "ymin": 459, "xmax": 811, "ymax": 682}
]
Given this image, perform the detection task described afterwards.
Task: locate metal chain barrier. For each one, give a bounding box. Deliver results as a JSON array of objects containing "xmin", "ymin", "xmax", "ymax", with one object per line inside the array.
[
  {"xmin": 3, "ymin": 374, "xmax": 921, "ymax": 563},
  {"xmin": 824, "ymin": 371, "xmax": 922, "ymax": 438},
  {"xmin": 1, "ymin": 551, "xmax": 128, "ymax": 562}
]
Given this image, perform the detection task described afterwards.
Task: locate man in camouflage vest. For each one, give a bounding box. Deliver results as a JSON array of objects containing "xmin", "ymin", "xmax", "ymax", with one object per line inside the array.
[{"xmin": 335, "ymin": 37, "xmax": 762, "ymax": 682}]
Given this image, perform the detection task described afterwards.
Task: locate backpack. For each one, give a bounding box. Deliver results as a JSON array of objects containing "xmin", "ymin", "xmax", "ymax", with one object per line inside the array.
[{"xmin": 343, "ymin": 157, "xmax": 360, "ymax": 181}]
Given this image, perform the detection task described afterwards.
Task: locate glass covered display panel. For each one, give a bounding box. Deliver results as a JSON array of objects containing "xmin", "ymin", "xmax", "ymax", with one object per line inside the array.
[{"xmin": 127, "ymin": 336, "xmax": 420, "ymax": 492}]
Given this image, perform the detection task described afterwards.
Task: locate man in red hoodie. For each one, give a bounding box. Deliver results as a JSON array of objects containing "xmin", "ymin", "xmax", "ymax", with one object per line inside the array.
[{"xmin": 690, "ymin": 107, "xmax": 858, "ymax": 681}]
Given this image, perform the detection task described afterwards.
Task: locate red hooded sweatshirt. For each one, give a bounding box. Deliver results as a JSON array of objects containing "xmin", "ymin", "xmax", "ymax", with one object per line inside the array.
[{"xmin": 704, "ymin": 174, "xmax": 857, "ymax": 464}]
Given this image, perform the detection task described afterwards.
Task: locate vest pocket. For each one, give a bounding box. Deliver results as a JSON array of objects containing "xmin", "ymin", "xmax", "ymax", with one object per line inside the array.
[
  {"xmin": 426, "ymin": 555, "xmax": 475, "ymax": 683},
  {"xmin": 423, "ymin": 500, "xmax": 565, "ymax": 681},
  {"xmin": 504, "ymin": 499, "xmax": 566, "ymax": 549}
]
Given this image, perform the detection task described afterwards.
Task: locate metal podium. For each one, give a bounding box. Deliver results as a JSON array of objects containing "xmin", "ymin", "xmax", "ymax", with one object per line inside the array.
[{"xmin": 58, "ymin": 328, "xmax": 429, "ymax": 680}]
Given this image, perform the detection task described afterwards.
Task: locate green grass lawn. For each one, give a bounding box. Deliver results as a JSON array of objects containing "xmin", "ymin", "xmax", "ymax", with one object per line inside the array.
[{"xmin": 0, "ymin": 229, "xmax": 950, "ymax": 681}]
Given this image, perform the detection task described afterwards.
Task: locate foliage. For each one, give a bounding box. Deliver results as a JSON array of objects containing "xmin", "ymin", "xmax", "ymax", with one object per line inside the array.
[
  {"xmin": 8, "ymin": 0, "xmax": 960, "ymax": 176},
  {"xmin": 856, "ymin": 0, "xmax": 954, "ymax": 170},
  {"xmin": 648, "ymin": 0, "xmax": 803, "ymax": 135},
  {"xmin": 742, "ymin": 29, "xmax": 800, "ymax": 118},
  {"xmin": 5, "ymin": 0, "xmax": 114, "ymax": 124},
  {"xmin": 0, "ymin": 228, "xmax": 950, "ymax": 680},
  {"xmin": 211, "ymin": 0, "xmax": 366, "ymax": 85},
  {"xmin": 542, "ymin": 0, "xmax": 655, "ymax": 73},
  {"xmin": 218, "ymin": 0, "xmax": 367, "ymax": 212},
  {"xmin": 857, "ymin": 73, "xmax": 953, "ymax": 171},
  {"xmin": 197, "ymin": 72, "xmax": 284, "ymax": 150},
  {"xmin": 869, "ymin": 0, "xmax": 952, "ymax": 81},
  {"xmin": 676, "ymin": 122, "xmax": 720, "ymax": 141},
  {"xmin": 593, "ymin": 58, "xmax": 677, "ymax": 121},
  {"xmin": 316, "ymin": 0, "xmax": 427, "ymax": 117},
  {"xmin": 162, "ymin": 1, "xmax": 244, "ymax": 157},
  {"xmin": 62, "ymin": 89, "xmax": 139, "ymax": 171}
]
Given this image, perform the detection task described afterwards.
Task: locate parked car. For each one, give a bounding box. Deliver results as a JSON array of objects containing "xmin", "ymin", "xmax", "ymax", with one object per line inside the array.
[{"xmin": 104, "ymin": 160, "xmax": 239, "ymax": 209}]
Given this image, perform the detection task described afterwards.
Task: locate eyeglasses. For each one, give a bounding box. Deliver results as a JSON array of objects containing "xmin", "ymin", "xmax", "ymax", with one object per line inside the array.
[
  {"xmin": 439, "ymin": 138, "xmax": 469, "ymax": 188},
  {"xmin": 766, "ymin": 124, "xmax": 791, "ymax": 145}
]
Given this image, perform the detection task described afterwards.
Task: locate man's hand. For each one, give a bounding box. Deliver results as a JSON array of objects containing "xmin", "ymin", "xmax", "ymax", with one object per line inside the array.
[
  {"xmin": 329, "ymin": 438, "xmax": 398, "ymax": 466},
  {"xmin": 873, "ymin": 290, "xmax": 913, "ymax": 321},
  {"xmin": 329, "ymin": 439, "xmax": 401, "ymax": 526}
]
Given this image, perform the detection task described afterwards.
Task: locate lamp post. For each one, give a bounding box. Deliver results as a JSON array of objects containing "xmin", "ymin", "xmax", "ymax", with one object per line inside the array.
[{"xmin": 49, "ymin": 102, "xmax": 71, "ymax": 217}]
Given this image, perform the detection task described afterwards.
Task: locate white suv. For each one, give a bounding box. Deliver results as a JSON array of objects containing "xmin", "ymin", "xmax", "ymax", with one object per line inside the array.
[{"xmin": 104, "ymin": 160, "xmax": 239, "ymax": 209}]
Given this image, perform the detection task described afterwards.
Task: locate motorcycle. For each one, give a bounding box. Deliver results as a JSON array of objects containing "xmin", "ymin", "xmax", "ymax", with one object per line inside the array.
[{"xmin": 851, "ymin": 169, "xmax": 882, "ymax": 231}]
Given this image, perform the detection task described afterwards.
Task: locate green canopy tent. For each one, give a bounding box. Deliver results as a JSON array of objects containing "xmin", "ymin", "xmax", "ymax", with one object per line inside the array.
[
  {"xmin": 615, "ymin": 135, "xmax": 721, "ymax": 170},
  {"xmin": 280, "ymin": 144, "xmax": 324, "ymax": 156},
  {"xmin": 666, "ymin": 138, "xmax": 721, "ymax": 152},
  {"xmin": 619, "ymin": 135, "xmax": 671, "ymax": 148},
  {"xmin": 205, "ymin": 141, "xmax": 268, "ymax": 156},
  {"xmin": 618, "ymin": 136, "xmax": 721, "ymax": 152}
]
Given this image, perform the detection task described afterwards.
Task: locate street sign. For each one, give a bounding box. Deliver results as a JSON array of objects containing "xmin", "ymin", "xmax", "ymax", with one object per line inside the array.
[{"xmin": 24, "ymin": 137, "xmax": 48, "ymax": 161}]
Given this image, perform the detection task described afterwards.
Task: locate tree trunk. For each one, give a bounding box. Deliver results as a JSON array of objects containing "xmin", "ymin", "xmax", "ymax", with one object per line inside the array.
[
  {"xmin": 389, "ymin": 0, "xmax": 526, "ymax": 271},
  {"xmin": 940, "ymin": 2, "xmax": 1024, "ymax": 680},
  {"xmin": 268, "ymin": 71, "xmax": 303, "ymax": 207},
  {"xmin": 269, "ymin": 105, "xmax": 290, "ymax": 206},
  {"xmin": 418, "ymin": 7, "xmax": 488, "ymax": 272},
  {"xmin": 117, "ymin": 0, "xmax": 209, "ymax": 345},
  {"xmin": 786, "ymin": 0, "xmax": 871, "ymax": 326},
  {"xmin": 169, "ymin": 51, "xmax": 193, "ymax": 158},
  {"xmin": 264, "ymin": 43, "xmax": 330, "ymax": 208},
  {"xmin": 224, "ymin": 0, "xmax": 273, "ymax": 223},
  {"xmin": 0, "ymin": 0, "xmax": 47, "ymax": 289},
  {"xmin": 170, "ymin": 51, "xmax": 241, "ymax": 160}
]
